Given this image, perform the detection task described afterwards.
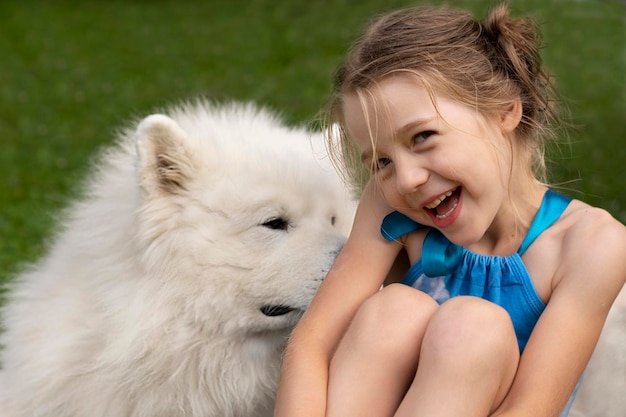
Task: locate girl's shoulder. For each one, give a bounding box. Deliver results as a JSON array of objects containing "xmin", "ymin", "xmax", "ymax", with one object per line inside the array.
[
  {"xmin": 522, "ymin": 198, "xmax": 625, "ymax": 298},
  {"xmin": 559, "ymin": 199, "xmax": 626, "ymax": 248},
  {"xmin": 555, "ymin": 199, "xmax": 626, "ymax": 286}
]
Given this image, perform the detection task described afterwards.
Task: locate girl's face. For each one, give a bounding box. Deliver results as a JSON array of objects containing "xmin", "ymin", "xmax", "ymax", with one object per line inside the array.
[{"xmin": 343, "ymin": 74, "xmax": 520, "ymax": 248}]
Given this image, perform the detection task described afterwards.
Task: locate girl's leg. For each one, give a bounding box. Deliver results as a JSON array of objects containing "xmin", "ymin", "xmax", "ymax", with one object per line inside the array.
[
  {"xmin": 394, "ymin": 296, "xmax": 520, "ymax": 417},
  {"xmin": 326, "ymin": 284, "xmax": 438, "ymax": 417}
]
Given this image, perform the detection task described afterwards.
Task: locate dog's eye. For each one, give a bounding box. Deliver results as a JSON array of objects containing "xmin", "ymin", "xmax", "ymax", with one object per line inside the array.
[
  {"xmin": 262, "ymin": 217, "xmax": 289, "ymax": 231},
  {"xmin": 331, "ymin": 216, "xmax": 336, "ymax": 226}
]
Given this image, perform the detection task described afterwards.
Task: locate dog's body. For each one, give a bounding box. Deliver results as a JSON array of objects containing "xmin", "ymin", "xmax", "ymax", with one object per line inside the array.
[{"xmin": 0, "ymin": 101, "xmax": 355, "ymax": 417}]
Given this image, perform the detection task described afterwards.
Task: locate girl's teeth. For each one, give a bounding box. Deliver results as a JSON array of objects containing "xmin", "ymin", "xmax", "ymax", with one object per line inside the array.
[
  {"xmin": 436, "ymin": 199, "xmax": 458, "ymax": 219},
  {"xmin": 425, "ymin": 190, "xmax": 453, "ymax": 209}
]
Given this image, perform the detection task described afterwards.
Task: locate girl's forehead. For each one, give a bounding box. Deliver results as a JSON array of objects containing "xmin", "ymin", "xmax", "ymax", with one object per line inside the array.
[{"xmin": 342, "ymin": 75, "xmax": 440, "ymax": 142}]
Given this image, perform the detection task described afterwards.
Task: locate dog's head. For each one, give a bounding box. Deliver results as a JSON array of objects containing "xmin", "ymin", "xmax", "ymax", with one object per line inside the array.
[{"xmin": 132, "ymin": 101, "xmax": 356, "ymax": 338}]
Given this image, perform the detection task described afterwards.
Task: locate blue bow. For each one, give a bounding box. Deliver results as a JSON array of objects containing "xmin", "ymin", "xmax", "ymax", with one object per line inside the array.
[
  {"xmin": 381, "ymin": 211, "xmax": 463, "ymax": 277},
  {"xmin": 421, "ymin": 229, "xmax": 463, "ymax": 277}
]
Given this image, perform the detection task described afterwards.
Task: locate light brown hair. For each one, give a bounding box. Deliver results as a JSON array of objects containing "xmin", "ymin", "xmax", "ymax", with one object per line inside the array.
[{"xmin": 326, "ymin": 3, "xmax": 562, "ymax": 188}]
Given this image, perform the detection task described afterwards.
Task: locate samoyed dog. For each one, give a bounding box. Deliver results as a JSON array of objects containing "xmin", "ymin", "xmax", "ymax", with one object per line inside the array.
[{"xmin": 0, "ymin": 101, "xmax": 356, "ymax": 417}]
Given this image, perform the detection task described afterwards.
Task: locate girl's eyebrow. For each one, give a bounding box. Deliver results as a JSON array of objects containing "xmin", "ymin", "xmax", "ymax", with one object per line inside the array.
[{"xmin": 394, "ymin": 117, "xmax": 435, "ymax": 138}]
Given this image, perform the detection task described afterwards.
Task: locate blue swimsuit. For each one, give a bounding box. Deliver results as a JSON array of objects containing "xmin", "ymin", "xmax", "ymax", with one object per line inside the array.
[{"xmin": 381, "ymin": 189, "xmax": 579, "ymax": 416}]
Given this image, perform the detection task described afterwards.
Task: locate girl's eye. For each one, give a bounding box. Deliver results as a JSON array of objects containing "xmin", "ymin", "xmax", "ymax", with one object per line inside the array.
[
  {"xmin": 374, "ymin": 157, "xmax": 391, "ymax": 171},
  {"xmin": 413, "ymin": 130, "xmax": 435, "ymax": 144}
]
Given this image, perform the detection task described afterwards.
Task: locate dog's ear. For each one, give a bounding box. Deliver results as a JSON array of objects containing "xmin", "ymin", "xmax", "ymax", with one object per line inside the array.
[{"xmin": 135, "ymin": 114, "xmax": 196, "ymax": 195}]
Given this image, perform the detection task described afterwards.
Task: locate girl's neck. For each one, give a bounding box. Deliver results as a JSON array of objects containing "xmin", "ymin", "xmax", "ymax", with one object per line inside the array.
[{"xmin": 468, "ymin": 179, "xmax": 547, "ymax": 256}]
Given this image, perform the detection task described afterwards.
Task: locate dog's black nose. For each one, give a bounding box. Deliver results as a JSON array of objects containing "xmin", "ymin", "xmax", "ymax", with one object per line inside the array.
[{"xmin": 260, "ymin": 305, "xmax": 295, "ymax": 317}]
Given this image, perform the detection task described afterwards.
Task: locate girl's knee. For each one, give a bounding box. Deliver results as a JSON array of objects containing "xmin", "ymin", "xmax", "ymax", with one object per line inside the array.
[
  {"xmin": 414, "ymin": 297, "xmax": 520, "ymax": 412},
  {"xmin": 424, "ymin": 296, "xmax": 518, "ymax": 356},
  {"xmin": 359, "ymin": 284, "xmax": 438, "ymax": 327},
  {"xmin": 348, "ymin": 284, "xmax": 438, "ymax": 351}
]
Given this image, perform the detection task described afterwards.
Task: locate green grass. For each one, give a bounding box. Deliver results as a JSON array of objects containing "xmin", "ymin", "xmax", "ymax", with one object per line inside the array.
[{"xmin": 1, "ymin": 0, "xmax": 624, "ymax": 287}]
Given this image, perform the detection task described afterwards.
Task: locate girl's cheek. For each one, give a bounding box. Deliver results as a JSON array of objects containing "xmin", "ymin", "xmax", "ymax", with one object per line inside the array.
[{"xmin": 381, "ymin": 183, "xmax": 402, "ymax": 207}]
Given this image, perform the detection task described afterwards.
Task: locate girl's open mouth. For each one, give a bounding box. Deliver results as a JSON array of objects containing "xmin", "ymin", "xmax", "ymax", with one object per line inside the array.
[{"xmin": 426, "ymin": 187, "xmax": 462, "ymax": 227}]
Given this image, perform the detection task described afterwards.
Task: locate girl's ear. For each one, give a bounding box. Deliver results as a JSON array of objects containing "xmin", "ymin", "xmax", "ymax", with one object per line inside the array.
[{"xmin": 500, "ymin": 99, "xmax": 523, "ymax": 134}]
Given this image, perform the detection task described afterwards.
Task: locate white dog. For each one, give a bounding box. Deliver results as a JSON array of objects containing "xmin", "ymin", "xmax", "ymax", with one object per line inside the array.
[{"xmin": 0, "ymin": 101, "xmax": 355, "ymax": 417}]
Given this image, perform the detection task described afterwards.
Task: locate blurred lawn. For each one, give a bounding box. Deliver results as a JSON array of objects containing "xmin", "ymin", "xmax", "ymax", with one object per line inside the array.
[{"xmin": 1, "ymin": 0, "xmax": 624, "ymax": 287}]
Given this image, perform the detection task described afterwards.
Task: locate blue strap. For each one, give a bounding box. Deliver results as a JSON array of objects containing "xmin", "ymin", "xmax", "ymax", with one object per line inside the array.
[
  {"xmin": 517, "ymin": 190, "xmax": 572, "ymax": 255},
  {"xmin": 381, "ymin": 212, "xmax": 462, "ymax": 276},
  {"xmin": 381, "ymin": 211, "xmax": 425, "ymax": 241}
]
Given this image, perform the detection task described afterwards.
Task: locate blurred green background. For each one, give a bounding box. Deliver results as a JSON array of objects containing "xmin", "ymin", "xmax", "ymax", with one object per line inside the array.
[{"xmin": 1, "ymin": 0, "xmax": 624, "ymax": 288}]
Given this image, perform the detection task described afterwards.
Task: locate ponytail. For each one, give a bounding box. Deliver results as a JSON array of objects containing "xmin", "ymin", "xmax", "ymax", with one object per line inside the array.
[{"xmin": 481, "ymin": 3, "xmax": 558, "ymax": 138}]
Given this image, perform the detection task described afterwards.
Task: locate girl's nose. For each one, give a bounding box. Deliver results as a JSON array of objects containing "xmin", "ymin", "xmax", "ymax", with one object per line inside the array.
[{"xmin": 395, "ymin": 158, "xmax": 428, "ymax": 196}]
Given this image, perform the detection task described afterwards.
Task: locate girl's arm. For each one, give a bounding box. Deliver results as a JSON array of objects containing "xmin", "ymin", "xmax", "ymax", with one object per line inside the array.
[
  {"xmin": 274, "ymin": 181, "xmax": 403, "ymax": 417},
  {"xmin": 492, "ymin": 206, "xmax": 626, "ymax": 417}
]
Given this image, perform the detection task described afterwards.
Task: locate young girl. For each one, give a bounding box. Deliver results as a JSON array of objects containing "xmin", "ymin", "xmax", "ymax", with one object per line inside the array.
[{"xmin": 275, "ymin": 4, "xmax": 625, "ymax": 417}]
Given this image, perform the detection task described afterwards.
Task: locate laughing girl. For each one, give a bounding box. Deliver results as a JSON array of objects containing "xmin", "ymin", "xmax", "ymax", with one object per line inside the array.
[{"xmin": 275, "ymin": 4, "xmax": 626, "ymax": 417}]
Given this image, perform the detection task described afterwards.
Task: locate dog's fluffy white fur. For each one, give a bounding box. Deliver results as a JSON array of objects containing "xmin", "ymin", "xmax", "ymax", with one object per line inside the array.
[{"xmin": 0, "ymin": 101, "xmax": 356, "ymax": 417}]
